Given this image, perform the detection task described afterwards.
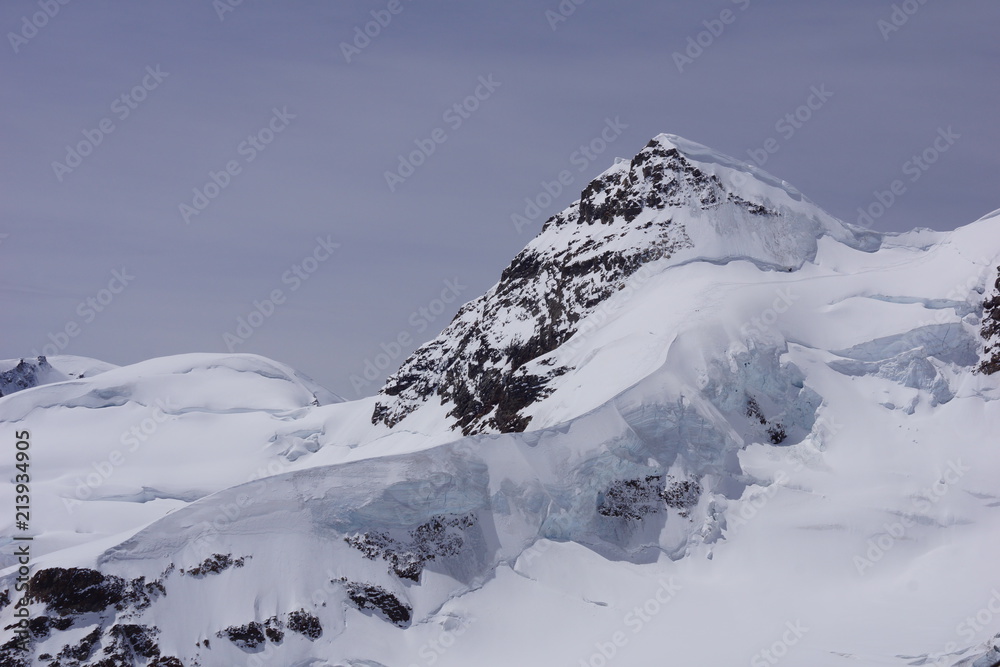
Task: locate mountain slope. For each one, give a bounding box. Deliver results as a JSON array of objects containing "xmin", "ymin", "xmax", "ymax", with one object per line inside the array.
[
  {"xmin": 372, "ymin": 134, "xmax": 878, "ymax": 436},
  {"xmin": 1, "ymin": 136, "xmax": 999, "ymax": 667}
]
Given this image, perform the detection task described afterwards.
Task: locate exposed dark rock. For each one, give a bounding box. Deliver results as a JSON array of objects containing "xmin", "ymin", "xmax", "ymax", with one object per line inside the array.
[
  {"xmin": 345, "ymin": 513, "xmax": 475, "ymax": 581},
  {"xmin": 373, "ymin": 138, "xmax": 771, "ymax": 436},
  {"xmin": 597, "ymin": 474, "xmax": 703, "ymax": 520},
  {"xmin": 980, "ymin": 266, "xmax": 1000, "ymax": 374},
  {"xmin": 263, "ymin": 616, "xmax": 283, "ymax": 643},
  {"xmin": 745, "ymin": 396, "xmax": 767, "ymax": 424},
  {"xmin": 0, "ymin": 633, "xmax": 30, "ymax": 667},
  {"xmin": 184, "ymin": 553, "xmax": 247, "ymax": 578},
  {"xmin": 0, "ymin": 356, "xmax": 52, "ymax": 397},
  {"xmin": 746, "ymin": 395, "xmax": 787, "ymax": 444},
  {"xmin": 29, "ymin": 568, "xmax": 125, "ymax": 616},
  {"xmin": 28, "ymin": 568, "xmax": 165, "ymax": 621},
  {"xmin": 149, "ymin": 657, "xmax": 184, "ymax": 667},
  {"xmin": 341, "ymin": 581, "xmax": 411, "ymax": 627},
  {"xmin": 143, "ymin": 579, "xmax": 167, "ymax": 604},
  {"xmin": 287, "ymin": 610, "xmax": 322, "ymax": 640},
  {"xmin": 598, "ymin": 475, "xmax": 666, "ymax": 520},
  {"xmin": 56, "ymin": 626, "xmax": 101, "ymax": 663},
  {"xmin": 214, "ymin": 616, "xmax": 281, "ymax": 653},
  {"xmin": 217, "ymin": 622, "xmax": 266, "ymax": 652},
  {"xmin": 661, "ymin": 479, "xmax": 702, "ymax": 516},
  {"xmin": 105, "ymin": 623, "xmax": 161, "ymax": 662},
  {"xmin": 28, "ymin": 615, "xmax": 55, "ymax": 640}
]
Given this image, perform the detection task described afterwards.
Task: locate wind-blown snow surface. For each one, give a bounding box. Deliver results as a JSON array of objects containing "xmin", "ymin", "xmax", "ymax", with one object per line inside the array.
[{"xmin": 2, "ymin": 136, "xmax": 1000, "ymax": 667}]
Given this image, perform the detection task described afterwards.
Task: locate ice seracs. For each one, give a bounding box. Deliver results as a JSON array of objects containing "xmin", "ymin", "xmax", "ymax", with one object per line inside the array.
[{"xmin": 1, "ymin": 134, "xmax": 999, "ymax": 667}]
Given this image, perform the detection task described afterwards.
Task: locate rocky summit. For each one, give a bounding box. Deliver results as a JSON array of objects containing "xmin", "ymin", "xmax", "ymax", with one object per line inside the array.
[{"xmin": 1, "ymin": 136, "xmax": 999, "ymax": 667}]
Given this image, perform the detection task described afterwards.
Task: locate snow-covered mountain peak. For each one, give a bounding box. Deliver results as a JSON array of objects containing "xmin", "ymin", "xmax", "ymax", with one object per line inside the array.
[
  {"xmin": 549, "ymin": 132, "xmax": 876, "ymax": 260},
  {"xmin": 372, "ymin": 134, "xmax": 879, "ymax": 436},
  {"xmin": 648, "ymin": 132, "xmax": 805, "ymax": 199},
  {"xmin": 0, "ymin": 355, "xmax": 117, "ymax": 397},
  {"xmin": 2, "ymin": 136, "xmax": 999, "ymax": 667}
]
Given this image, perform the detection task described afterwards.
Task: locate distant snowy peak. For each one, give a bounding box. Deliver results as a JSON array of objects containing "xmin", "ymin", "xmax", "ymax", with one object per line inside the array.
[
  {"xmin": 373, "ymin": 134, "xmax": 879, "ymax": 436},
  {"xmin": 0, "ymin": 357, "xmax": 56, "ymax": 397},
  {"xmin": 0, "ymin": 353, "xmax": 344, "ymax": 421},
  {"xmin": 0, "ymin": 355, "xmax": 116, "ymax": 397}
]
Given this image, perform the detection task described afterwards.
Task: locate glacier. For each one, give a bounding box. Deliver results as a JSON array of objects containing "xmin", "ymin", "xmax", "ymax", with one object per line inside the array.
[{"xmin": 1, "ymin": 135, "xmax": 999, "ymax": 666}]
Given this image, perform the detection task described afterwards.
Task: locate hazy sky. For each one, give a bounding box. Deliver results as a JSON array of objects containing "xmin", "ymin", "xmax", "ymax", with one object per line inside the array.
[{"xmin": 3, "ymin": 1, "xmax": 998, "ymax": 397}]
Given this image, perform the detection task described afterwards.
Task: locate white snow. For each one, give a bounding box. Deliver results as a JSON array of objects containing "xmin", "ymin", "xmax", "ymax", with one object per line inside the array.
[{"xmin": 2, "ymin": 137, "xmax": 999, "ymax": 666}]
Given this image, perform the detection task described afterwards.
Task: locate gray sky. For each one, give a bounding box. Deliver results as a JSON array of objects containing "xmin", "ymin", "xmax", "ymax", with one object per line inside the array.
[{"xmin": 2, "ymin": 0, "xmax": 998, "ymax": 397}]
